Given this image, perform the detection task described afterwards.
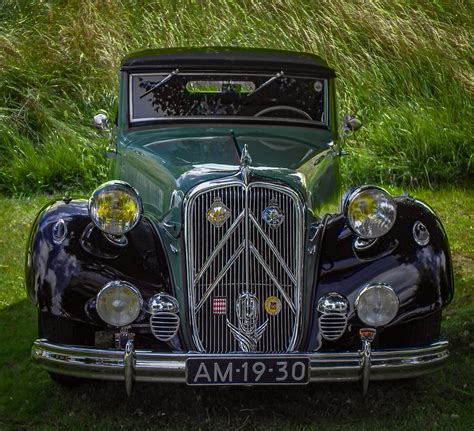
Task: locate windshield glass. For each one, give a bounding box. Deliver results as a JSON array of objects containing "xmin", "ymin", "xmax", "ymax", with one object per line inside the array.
[{"xmin": 129, "ymin": 72, "xmax": 327, "ymax": 125}]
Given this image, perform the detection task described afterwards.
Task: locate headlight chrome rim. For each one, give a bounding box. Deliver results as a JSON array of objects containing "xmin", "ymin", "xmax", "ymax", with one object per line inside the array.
[
  {"xmin": 88, "ymin": 180, "xmax": 143, "ymax": 235},
  {"xmin": 355, "ymin": 282, "xmax": 399, "ymax": 327},
  {"xmin": 96, "ymin": 280, "xmax": 143, "ymax": 327},
  {"xmin": 344, "ymin": 185, "xmax": 397, "ymax": 239}
]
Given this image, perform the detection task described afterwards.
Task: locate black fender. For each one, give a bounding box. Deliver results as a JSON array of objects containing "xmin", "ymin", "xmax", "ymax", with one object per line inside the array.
[
  {"xmin": 25, "ymin": 199, "xmax": 170, "ymax": 327},
  {"xmin": 304, "ymin": 196, "xmax": 454, "ymax": 350}
]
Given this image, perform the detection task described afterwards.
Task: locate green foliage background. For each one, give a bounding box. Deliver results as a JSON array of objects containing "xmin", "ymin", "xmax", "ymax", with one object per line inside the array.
[{"xmin": 0, "ymin": 0, "xmax": 472, "ymax": 194}]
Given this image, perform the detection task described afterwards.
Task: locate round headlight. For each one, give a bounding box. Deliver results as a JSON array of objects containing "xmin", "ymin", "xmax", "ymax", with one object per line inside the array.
[
  {"xmin": 96, "ymin": 281, "xmax": 143, "ymax": 327},
  {"xmin": 355, "ymin": 283, "xmax": 399, "ymax": 327},
  {"xmin": 89, "ymin": 181, "xmax": 142, "ymax": 235},
  {"xmin": 345, "ymin": 186, "xmax": 396, "ymax": 239}
]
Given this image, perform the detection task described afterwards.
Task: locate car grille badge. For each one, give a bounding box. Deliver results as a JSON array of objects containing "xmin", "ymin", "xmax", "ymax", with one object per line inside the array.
[
  {"xmin": 212, "ymin": 297, "xmax": 227, "ymax": 315},
  {"xmin": 226, "ymin": 292, "xmax": 268, "ymax": 352},
  {"xmin": 206, "ymin": 197, "xmax": 230, "ymax": 227},
  {"xmin": 262, "ymin": 200, "xmax": 285, "ymax": 228}
]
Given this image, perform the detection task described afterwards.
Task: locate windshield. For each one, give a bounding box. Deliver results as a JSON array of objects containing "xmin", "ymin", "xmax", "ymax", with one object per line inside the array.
[{"xmin": 129, "ymin": 72, "xmax": 327, "ymax": 126}]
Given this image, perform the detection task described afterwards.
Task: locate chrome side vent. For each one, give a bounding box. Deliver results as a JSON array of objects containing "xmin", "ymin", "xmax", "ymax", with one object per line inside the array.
[
  {"xmin": 150, "ymin": 312, "xmax": 180, "ymax": 342},
  {"xmin": 318, "ymin": 293, "xmax": 349, "ymax": 341}
]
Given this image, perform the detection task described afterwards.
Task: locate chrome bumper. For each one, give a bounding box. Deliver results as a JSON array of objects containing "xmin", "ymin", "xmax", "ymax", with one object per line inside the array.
[{"xmin": 32, "ymin": 339, "xmax": 448, "ymax": 393}]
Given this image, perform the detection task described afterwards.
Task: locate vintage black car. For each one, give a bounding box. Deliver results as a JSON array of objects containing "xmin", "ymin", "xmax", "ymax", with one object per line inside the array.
[{"xmin": 27, "ymin": 47, "xmax": 453, "ymax": 395}]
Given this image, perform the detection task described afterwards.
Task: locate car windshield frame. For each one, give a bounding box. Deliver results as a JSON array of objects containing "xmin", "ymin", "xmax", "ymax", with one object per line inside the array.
[{"xmin": 128, "ymin": 72, "xmax": 329, "ymax": 128}]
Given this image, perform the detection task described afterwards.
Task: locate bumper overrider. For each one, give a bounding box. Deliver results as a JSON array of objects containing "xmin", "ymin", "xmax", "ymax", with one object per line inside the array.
[{"xmin": 32, "ymin": 338, "xmax": 449, "ymax": 396}]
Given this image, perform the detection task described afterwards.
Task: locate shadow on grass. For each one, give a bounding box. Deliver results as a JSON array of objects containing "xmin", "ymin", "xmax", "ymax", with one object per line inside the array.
[{"xmin": 3, "ymin": 300, "xmax": 470, "ymax": 430}]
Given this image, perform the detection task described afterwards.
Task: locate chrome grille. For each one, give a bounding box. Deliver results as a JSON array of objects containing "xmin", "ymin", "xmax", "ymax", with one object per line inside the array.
[{"xmin": 185, "ymin": 180, "xmax": 304, "ymax": 353}]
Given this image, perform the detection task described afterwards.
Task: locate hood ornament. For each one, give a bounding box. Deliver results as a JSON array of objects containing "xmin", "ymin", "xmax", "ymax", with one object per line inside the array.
[
  {"xmin": 240, "ymin": 143, "xmax": 252, "ymax": 185},
  {"xmin": 226, "ymin": 292, "xmax": 268, "ymax": 352},
  {"xmin": 240, "ymin": 143, "xmax": 252, "ymax": 167}
]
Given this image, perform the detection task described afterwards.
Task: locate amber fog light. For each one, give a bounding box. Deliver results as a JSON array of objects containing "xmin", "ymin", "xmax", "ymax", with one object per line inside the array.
[
  {"xmin": 355, "ymin": 283, "xmax": 399, "ymax": 327},
  {"xmin": 96, "ymin": 281, "xmax": 143, "ymax": 327}
]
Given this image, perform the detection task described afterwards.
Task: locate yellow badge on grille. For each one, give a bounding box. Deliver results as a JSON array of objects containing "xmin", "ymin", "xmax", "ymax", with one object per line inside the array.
[
  {"xmin": 264, "ymin": 296, "xmax": 281, "ymax": 316},
  {"xmin": 206, "ymin": 197, "xmax": 230, "ymax": 228}
]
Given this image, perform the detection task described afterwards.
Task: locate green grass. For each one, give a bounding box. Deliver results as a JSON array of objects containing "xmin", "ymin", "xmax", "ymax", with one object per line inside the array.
[
  {"xmin": 0, "ymin": 0, "xmax": 473, "ymax": 194},
  {"xmin": 0, "ymin": 189, "xmax": 473, "ymax": 430}
]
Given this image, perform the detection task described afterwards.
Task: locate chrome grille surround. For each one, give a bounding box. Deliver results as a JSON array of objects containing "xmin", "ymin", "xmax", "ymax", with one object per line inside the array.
[{"xmin": 184, "ymin": 179, "xmax": 304, "ymax": 353}]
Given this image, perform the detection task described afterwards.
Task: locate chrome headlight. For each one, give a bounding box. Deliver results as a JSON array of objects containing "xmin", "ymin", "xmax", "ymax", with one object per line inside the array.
[
  {"xmin": 96, "ymin": 280, "xmax": 143, "ymax": 327},
  {"xmin": 345, "ymin": 186, "xmax": 396, "ymax": 239},
  {"xmin": 89, "ymin": 181, "xmax": 142, "ymax": 235},
  {"xmin": 355, "ymin": 283, "xmax": 399, "ymax": 327}
]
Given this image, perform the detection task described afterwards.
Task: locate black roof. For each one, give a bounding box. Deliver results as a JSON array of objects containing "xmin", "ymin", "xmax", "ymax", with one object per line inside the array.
[{"xmin": 121, "ymin": 47, "xmax": 335, "ymax": 77}]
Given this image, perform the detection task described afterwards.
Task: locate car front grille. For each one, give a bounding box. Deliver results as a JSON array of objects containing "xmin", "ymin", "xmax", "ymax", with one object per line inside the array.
[{"xmin": 185, "ymin": 180, "xmax": 304, "ymax": 353}]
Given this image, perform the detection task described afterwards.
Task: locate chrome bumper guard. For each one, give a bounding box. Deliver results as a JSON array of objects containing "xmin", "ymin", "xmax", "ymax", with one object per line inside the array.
[{"xmin": 32, "ymin": 339, "xmax": 448, "ymax": 395}]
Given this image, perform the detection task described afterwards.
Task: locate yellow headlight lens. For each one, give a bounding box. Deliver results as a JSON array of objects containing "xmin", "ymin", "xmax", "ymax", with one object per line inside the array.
[
  {"xmin": 345, "ymin": 186, "xmax": 396, "ymax": 239},
  {"xmin": 89, "ymin": 181, "xmax": 142, "ymax": 235}
]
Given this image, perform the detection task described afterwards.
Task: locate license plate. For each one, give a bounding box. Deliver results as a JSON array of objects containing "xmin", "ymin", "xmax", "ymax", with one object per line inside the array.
[{"xmin": 186, "ymin": 357, "xmax": 309, "ymax": 385}]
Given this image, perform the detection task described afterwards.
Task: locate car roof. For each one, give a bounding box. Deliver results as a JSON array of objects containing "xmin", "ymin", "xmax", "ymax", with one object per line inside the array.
[{"xmin": 121, "ymin": 47, "xmax": 335, "ymax": 77}]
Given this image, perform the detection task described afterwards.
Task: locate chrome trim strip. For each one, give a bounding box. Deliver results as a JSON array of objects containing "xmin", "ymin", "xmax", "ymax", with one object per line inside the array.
[
  {"xmin": 32, "ymin": 339, "xmax": 450, "ymax": 384},
  {"xmin": 184, "ymin": 179, "xmax": 304, "ymax": 353},
  {"xmin": 249, "ymin": 244, "xmax": 296, "ymax": 314},
  {"xmin": 194, "ymin": 211, "xmax": 245, "ymax": 284},
  {"xmin": 194, "ymin": 241, "xmax": 246, "ymax": 312},
  {"xmin": 249, "ymin": 213, "xmax": 296, "ymax": 285}
]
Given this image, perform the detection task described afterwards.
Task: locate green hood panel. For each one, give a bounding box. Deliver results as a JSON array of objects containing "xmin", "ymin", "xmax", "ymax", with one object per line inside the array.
[{"xmin": 116, "ymin": 125, "xmax": 340, "ymax": 219}]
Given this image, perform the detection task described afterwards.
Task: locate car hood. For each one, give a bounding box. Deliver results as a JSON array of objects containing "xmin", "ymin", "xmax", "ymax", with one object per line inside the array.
[{"xmin": 117, "ymin": 126, "xmax": 341, "ymax": 218}]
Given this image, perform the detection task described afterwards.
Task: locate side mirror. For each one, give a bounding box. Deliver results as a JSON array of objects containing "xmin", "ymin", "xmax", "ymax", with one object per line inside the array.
[
  {"xmin": 342, "ymin": 115, "xmax": 362, "ymax": 133},
  {"xmin": 92, "ymin": 113, "xmax": 109, "ymax": 131}
]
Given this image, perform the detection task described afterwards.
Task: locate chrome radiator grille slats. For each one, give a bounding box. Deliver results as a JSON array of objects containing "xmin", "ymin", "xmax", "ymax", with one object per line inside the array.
[{"xmin": 185, "ymin": 180, "xmax": 304, "ymax": 353}]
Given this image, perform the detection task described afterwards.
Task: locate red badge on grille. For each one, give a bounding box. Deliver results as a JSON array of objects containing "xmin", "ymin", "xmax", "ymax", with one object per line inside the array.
[{"xmin": 212, "ymin": 297, "xmax": 227, "ymax": 315}]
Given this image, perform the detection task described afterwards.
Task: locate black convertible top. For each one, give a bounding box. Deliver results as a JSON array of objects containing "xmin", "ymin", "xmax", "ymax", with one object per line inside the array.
[{"xmin": 121, "ymin": 47, "xmax": 335, "ymax": 77}]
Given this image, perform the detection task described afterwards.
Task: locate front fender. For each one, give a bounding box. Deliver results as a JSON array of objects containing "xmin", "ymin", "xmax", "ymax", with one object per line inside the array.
[
  {"xmin": 25, "ymin": 199, "xmax": 169, "ymax": 325},
  {"xmin": 304, "ymin": 196, "xmax": 453, "ymax": 350}
]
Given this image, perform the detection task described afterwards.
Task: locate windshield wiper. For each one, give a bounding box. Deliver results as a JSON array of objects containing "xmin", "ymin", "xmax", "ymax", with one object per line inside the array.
[
  {"xmin": 140, "ymin": 68, "xmax": 179, "ymax": 99},
  {"xmin": 247, "ymin": 71, "xmax": 284, "ymax": 97}
]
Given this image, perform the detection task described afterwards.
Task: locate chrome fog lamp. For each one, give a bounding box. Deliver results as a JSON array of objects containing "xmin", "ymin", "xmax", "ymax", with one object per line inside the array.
[
  {"xmin": 89, "ymin": 181, "xmax": 142, "ymax": 235},
  {"xmin": 96, "ymin": 281, "xmax": 143, "ymax": 327},
  {"xmin": 345, "ymin": 186, "xmax": 397, "ymax": 239},
  {"xmin": 147, "ymin": 293, "xmax": 179, "ymax": 314},
  {"xmin": 355, "ymin": 283, "xmax": 399, "ymax": 327}
]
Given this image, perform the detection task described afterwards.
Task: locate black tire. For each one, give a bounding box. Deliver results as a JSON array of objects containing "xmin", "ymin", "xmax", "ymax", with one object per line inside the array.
[{"xmin": 38, "ymin": 312, "xmax": 97, "ymax": 386}]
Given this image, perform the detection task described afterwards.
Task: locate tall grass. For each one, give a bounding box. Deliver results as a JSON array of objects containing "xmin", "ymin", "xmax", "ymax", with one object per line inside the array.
[{"xmin": 0, "ymin": 0, "xmax": 472, "ymax": 194}]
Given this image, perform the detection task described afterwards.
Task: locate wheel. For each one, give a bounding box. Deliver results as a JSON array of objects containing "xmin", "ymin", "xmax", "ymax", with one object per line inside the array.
[
  {"xmin": 38, "ymin": 312, "xmax": 97, "ymax": 385},
  {"xmin": 254, "ymin": 105, "xmax": 312, "ymax": 120}
]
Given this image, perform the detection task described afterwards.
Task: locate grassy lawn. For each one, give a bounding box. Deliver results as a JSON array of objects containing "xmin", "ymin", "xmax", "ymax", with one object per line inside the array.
[{"xmin": 0, "ymin": 189, "xmax": 472, "ymax": 430}]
